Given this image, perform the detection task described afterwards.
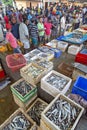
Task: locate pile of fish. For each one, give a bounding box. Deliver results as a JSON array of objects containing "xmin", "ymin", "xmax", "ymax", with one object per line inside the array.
[
  {"xmin": 3, "ymin": 112, "xmax": 33, "ymax": 130},
  {"xmin": 13, "ymin": 80, "xmax": 32, "ymax": 96},
  {"xmin": 45, "ymin": 98, "xmax": 80, "ymax": 130},
  {"xmin": 24, "ymin": 66, "xmax": 43, "ymax": 78},
  {"xmin": 30, "ymin": 49, "xmax": 41, "ymax": 56},
  {"xmin": 68, "ymin": 38, "xmax": 82, "ymax": 43},
  {"xmin": 38, "ymin": 53, "xmax": 48, "ymax": 58},
  {"xmin": 37, "ymin": 61, "xmax": 52, "ymax": 69},
  {"xmin": 27, "ymin": 100, "xmax": 47, "ymax": 125},
  {"xmin": 24, "ymin": 53, "xmax": 34, "ymax": 63},
  {"xmin": 73, "ymin": 33, "xmax": 83, "ymax": 39},
  {"xmin": 38, "ymin": 46, "xmax": 50, "ymax": 52},
  {"xmin": 46, "ymin": 73, "xmax": 68, "ymax": 91}
]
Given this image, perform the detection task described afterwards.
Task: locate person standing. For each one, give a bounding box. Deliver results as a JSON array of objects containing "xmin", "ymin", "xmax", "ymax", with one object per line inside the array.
[
  {"xmin": 44, "ymin": 18, "xmax": 52, "ymax": 42},
  {"xmin": 37, "ymin": 17, "xmax": 45, "ymax": 45},
  {"xmin": 11, "ymin": 17, "xmax": 19, "ymax": 39},
  {"xmin": 19, "ymin": 19, "xmax": 30, "ymax": 54},
  {"xmin": 60, "ymin": 14, "xmax": 66, "ymax": 36},
  {"xmin": 6, "ymin": 24, "xmax": 21, "ymax": 53},
  {"xmin": 30, "ymin": 19, "xmax": 38, "ymax": 48}
]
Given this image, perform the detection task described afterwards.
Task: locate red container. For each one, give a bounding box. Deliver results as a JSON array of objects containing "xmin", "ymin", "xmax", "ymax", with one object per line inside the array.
[
  {"xmin": 0, "ymin": 70, "xmax": 5, "ymax": 79},
  {"xmin": 6, "ymin": 54, "xmax": 26, "ymax": 72},
  {"xmin": 75, "ymin": 53, "xmax": 87, "ymax": 65}
]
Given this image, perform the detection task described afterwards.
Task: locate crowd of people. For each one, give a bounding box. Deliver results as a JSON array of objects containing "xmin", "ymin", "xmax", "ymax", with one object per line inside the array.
[{"xmin": 0, "ymin": 3, "xmax": 87, "ymax": 53}]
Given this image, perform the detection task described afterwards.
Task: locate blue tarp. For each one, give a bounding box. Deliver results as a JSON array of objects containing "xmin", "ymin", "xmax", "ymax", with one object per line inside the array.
[{"xmin": 57, "ymin": 33, "xmax": 87, "ymax": 45}]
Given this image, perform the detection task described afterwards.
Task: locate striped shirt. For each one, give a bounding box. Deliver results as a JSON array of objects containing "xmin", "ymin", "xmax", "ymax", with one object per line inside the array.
[{"xmin": 30, "ymin": 24, "xmax": 38, "ymax": 39}]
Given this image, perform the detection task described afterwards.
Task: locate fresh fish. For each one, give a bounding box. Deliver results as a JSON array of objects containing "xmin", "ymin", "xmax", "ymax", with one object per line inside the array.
[
  {"xmin": 27, "ymin": 100, "xmax": 47, "ymax": 125},
  {"xmin": 46, "ymin": 73, "xmax": 68, "ymax": 91},
  {"xmin": 3, "ymin": 112, "xmax": 32, "ymax": 130},
  {"xmin": 45, "ymin": 98, "xmax": 80, "ymax": 130},
  {"xmin": 24, "ymin": 66, "xmax": 43, "ymax": 78},
  {"xmin": 13, "ymin": 80, "xmax": 32, "ymax": 96},
  {"xmin": 37, "ymin": 61, "xmax": 52, "ymax": 69}
]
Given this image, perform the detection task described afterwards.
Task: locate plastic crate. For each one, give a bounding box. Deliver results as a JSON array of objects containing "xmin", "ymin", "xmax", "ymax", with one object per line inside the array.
[
  {"xmin": 41, "ymin": 70, "xmax": 72, "ymax": 97},
  {"xmin": 0, "ymin": 108, "xmax": 36, "ymax": 130},
  {"xmin": 72, "ymin": 76, "xmax": 87, "ymax": 100},
  {"xmin": 41, "ymin": 94, "xmax": 84, "ymax": 130},
  {"xmin": 50, "ymin": 48, "xmax": 62, "ymax": 58},
  {"xmin": 11, "ymin": 78, "xmax": 37, "ymax": 103},
  {"xmin": 26, "ymin": 98, "xmax": 48, "ymax": 125},
  {"xmin": 46, "ymin": 40, "xmax": 58, "ymax": 48},
  {"xmin": 6, "ymin": 54, "xmax": 26, "ymax": 71},
  {"xmin": 75, "ymin": 53, "xmax": 87, "ymax": 65},
  {"xmin": 80, "ymin": 49, "xmax": 87, "ymax": 54},
  {"xmin": 20, "ymin": 63, "xmax": 47, "ymax": 86},
  {"xmin": 57, "ymin": 41, "xmax": 68, "ymax": 52},
  {"xmin": 68, "ymin": 44, "xmax": 83, "ymax": 55}
]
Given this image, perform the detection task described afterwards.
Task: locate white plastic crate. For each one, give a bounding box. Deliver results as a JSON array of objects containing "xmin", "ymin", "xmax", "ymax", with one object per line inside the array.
[
  {"xmin": 41, "ymin": 94, "xmax": 84, "ymax": 130},
  {"xmin": 68, "ymin": 44, "xmax": 83, "ymax": 55},
  {"xmin": 57, "ymin": 41, "xmax": 68, "ymax": 52},
  {"xmin": 30, "ymin": 49, "xmax": 41, "ymax": 56},
  {"xmin": 41, "ymin": 70, "xmax": 72, "ymax": 97},
  {"xmin": 0, "ymin": 108, "xmax": 36, "ymax": 130},
  {"xmin": 24, "ymin": 52, "xmax": 33, "ymax": 64},
  {"xmin": 46, "ymin": 40, "xmax": 58, "ymax": 48},
  {"xmin": 38, "ymin": 52, "xmax": 54, "ymax": 61}
]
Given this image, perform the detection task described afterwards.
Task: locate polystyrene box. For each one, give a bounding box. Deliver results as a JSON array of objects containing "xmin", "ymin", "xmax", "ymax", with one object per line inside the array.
[
  {"xmin": 57, "ymin": 41, "xmax": 68, "ymax": 52},
  {"xmin": 68, "ymin": 44, "xmax": 83, "ymax": 55},
  {"xmin": 41, "ymin": 70, "xmax": 72, "ymax": 97}
]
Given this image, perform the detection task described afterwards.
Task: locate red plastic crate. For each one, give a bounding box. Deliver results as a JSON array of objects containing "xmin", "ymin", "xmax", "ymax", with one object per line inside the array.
[
  {"xmin": 0, "ymin": 70, "xmax": 5, "ymax": 79},
  {"xmin": 6, "ymin": 54, "xmax": 26, "ymax": 72},
  {"xmin": 75, "ymin": 53, "xmax": 87, "ymax": 65}
]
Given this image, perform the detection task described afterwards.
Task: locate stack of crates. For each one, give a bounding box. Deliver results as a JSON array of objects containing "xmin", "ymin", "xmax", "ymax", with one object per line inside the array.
[{"xmin": 11, "ymin": 78, "xmax": 37, "ymax": 111}]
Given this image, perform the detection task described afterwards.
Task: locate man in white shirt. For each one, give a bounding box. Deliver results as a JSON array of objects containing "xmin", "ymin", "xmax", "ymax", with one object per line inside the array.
[
  {"xmin": 19, "ymin": 19, "xmax": 30, "ymax": 54},
  {"xmin": 60, "ymin": 14, "xmax": 66, "ymax": 36}
]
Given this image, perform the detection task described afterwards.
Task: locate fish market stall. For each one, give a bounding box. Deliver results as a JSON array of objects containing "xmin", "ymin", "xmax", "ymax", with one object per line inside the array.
[
  {"xmin": 57, "ymin": 32, "xmax": 87, "ymax": 45},
  {"xmin": 41, "ymin": 94, "xmax": 84, "ymax": 130}
]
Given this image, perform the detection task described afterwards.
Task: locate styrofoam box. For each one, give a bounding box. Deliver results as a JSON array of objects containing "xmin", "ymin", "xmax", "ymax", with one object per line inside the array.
[
  {"xmin": 41, "ymin": 70, "xmax": 72, "ymax": 97},
  {"xmin": 38, "ymin": 52, "xmax": 54, "ymax": 61},
  {"xmin": 30, "ymin": 49, "xmax": 41, "ymax": 56},
  {"xmin": 57, "ymin": 41, "xmax": 69, "ymax": 52},
  {"xmin": 68, "ymin": 44, "xmax": 83, "ymax": 55},
  {"xmin": 46, "ymin": 40, "xmax": 58, "ymax": 48},
  {"xmin": 41, "ymin": 94, "xmax": 84, "ymax": 130},
  {"xmin": 24, "ymin": 52, "xmax": 34, "ymax": 63}
]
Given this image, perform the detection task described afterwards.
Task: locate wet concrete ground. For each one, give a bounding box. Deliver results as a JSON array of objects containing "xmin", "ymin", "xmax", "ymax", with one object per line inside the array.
[{"xmin": 0, "ymin": 52, "xmax": 87, "ymax": 130}]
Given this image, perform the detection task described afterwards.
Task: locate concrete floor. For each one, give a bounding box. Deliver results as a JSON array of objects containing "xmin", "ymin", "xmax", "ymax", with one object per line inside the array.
[{"xmin": 0, "ymin": 52, "xmax": 87, "ymax": 130}]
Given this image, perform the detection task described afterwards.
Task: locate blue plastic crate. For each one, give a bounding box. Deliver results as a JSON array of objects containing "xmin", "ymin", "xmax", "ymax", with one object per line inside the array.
[
  {"xmin": 80, "ymin": 49, "xmax": 87, "ymax": 54},
  {"xmin": 50, "ymin": 48, "xmax": 62, "ymax": 58},
  {"xmin": 72, "ymin": 76, "xmax": 87, "ymax": 100}
]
